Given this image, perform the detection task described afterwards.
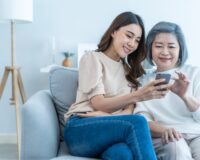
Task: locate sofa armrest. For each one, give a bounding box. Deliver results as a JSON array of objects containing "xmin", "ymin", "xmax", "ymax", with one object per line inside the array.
[{"xmin": 20, "ymin": 90, "xmax": 60, "ymax": 160}]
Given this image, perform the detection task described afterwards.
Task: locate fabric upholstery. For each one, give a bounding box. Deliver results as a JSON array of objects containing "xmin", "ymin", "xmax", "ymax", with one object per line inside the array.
[
  {"xmin": 21, "ymin": 90, "xmax": 60, "ymax": 160},
  {"xmin": 21, "ymin": 66, "xmax": 100, "ymax": 159},
  {"xmin": 49, "ymin": 66, "xmax": 78, "ymax": 140}
]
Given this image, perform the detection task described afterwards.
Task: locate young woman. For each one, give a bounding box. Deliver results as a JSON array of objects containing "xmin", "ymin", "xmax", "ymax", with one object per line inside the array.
[
  {"xmin": 64, "ymin": 12, "xmax": 170, "ymax": 160},
  {"xmin": 135, "ymin": 21, "xmax": 200, "ymax": 160}
]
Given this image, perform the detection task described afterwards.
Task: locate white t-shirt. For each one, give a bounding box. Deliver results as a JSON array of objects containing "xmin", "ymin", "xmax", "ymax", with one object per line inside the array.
[
  {"xmin": 64, "ymin": 51, "xmax": 132, "ymax": 122},
  {"xmin": 134, "ymin": 65, "xmax": 200, "ymax": 134}
]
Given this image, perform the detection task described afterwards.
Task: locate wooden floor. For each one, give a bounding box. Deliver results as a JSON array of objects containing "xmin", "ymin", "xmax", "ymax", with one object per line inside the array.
[{"xmin": 0, "ymin": 144, "xmax": 17, "ymax": 160}]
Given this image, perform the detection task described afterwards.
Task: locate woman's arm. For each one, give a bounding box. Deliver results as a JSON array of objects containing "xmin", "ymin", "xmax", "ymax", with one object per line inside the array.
[
  {"xmin": 170, "ymin": 71, "xmax": 200, "ymax": 112},
  {"xmin": 77, "ymin": 104, "xmax": 134, "ymax": 118},
  {"xmin": 149, "ymin": 121, "xmax": 167, "ymax": 138},
  {"xmin": 112, "ymin": 104, "xmax": 134, "ymax": 115},
  {"xmin": 91, "ymin": 79, "xmax": 171, "ymax": 113},
  {"xmin": 182, "ymin": 95, "xmax": 200, "ymax": 112}
]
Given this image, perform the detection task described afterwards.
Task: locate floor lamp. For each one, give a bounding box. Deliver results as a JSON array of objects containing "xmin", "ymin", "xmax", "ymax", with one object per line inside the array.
[{"xmin": 0, "ymin": 0, "xmax": 33, "ymax": 159}]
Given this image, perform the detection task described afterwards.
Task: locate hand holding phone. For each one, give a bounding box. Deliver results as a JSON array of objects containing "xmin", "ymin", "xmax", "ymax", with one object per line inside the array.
[{"xmin": 155, "ymin": 73, "xmax": 171, "ymax": 86}]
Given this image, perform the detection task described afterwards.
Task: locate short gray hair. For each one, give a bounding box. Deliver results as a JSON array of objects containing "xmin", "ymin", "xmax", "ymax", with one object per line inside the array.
[{"xmin": 146, "ymin": 21, "xmax": 188, "ymax": 66}]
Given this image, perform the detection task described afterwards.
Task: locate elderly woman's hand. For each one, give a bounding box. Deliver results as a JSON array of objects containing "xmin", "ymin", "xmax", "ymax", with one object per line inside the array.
[
  {"xmin": 170, "ymin": 71, "xmax": 190, "ymax": 98},
  {"xmin": 161, "ymin": 128, "xmax": 182, "ymax": 144}
]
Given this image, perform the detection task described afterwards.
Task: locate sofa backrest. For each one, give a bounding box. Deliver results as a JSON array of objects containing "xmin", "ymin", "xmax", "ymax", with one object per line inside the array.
[{"xmin": 49, "ymin": 66, "xmax": 78, "ymax": 141}]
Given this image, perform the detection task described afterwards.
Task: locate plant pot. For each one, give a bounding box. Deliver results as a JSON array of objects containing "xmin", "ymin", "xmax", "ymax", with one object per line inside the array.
[{"xmin": 62, "ymin": 58, "xmax": 72, "ymax": 67}]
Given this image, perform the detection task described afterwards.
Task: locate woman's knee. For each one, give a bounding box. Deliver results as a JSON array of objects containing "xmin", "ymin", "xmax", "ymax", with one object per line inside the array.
[
  {"xmin": 101, "ymin": 143, "xmax": 133, "ymax": 160},
  {"xmin": 128, "ymin": 115, "xmax": 150, "ymax": 137},
  {"xmin": 161, "ymin": 139, "xmax": 193, "ymax": 159},
  {"xmin": 134, "ymin": 115, "xmax": 148, "ymax": 126},
  {"xmin": 119, "ymin": 115, "xmax": 148, "ymax": 131}
]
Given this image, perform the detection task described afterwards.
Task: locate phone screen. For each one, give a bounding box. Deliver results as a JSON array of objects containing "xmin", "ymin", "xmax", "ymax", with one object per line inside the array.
[{"xmin": 155, "ymin": 73, "xmax": 171, "ymax": 85}]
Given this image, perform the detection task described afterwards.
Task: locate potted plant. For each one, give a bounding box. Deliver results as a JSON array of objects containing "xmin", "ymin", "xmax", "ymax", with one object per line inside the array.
[{"xmin": 62, "ymin": 52, "xmax": 74, "ymax": 67}]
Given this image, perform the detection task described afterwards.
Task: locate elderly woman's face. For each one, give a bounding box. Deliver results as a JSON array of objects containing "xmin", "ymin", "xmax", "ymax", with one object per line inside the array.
[{"xmin": 151, "ymin": 33, "xmax": 180, "ymax": 72}]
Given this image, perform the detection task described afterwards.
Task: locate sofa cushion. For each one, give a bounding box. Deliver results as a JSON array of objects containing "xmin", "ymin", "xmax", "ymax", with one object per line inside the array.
[{"xmin": 49, "ymin": 66, "xmax": 78, "ymax": 141}]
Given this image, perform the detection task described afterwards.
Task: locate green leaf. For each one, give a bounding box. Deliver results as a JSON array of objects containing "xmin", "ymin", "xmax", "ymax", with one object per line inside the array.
[{"xmin": 63, "ymin": 52, "xmax": 74, "ymax": 58}]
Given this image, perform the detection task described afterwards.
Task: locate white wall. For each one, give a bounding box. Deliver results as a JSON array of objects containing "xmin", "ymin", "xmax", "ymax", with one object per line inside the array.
[{"xmin": 0, "ymin": 0, "xmax": 200, "ymax": 136}]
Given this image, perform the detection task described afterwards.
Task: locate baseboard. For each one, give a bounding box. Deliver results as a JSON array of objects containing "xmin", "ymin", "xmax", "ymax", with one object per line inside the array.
[{"xmin": 0, "ymin": 134, "xmax": 17, "ymax": 144}]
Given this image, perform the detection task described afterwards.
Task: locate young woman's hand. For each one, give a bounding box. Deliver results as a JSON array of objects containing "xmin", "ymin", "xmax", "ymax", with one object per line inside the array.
[
  {"xmin": 161, "ymin": 128, "xmax": 182, "ymax": 144},
  {"xmin": 170, "ymin": 71, "xmax": 190, "ymax": 98},
  {"xmin": 136, "ymin": 79, "xmax": 171, "ymax": 101},
  {"xmin": 77, "ymin": 111, "xmax": 110, "ymax": 117}
]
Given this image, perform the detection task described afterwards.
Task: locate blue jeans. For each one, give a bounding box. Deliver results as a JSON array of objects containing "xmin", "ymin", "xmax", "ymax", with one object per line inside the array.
[{"xmin": 64, "ymin": 115, "xmax": 157, "ymax": 160}]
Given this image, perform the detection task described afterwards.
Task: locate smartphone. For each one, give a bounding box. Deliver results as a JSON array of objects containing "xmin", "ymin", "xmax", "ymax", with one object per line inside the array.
[{"xmin": 155, "ymin": 73, "xmax": 171, "ymax": 86}]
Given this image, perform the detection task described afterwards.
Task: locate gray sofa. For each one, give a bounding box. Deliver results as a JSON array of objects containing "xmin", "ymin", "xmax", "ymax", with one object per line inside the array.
[{"xmin": 20, "ymin": 66, "xmax": 98, "ymax": 160}]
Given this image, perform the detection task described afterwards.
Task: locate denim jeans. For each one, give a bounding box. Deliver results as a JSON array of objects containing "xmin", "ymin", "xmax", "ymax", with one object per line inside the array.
[{"xmin": 64, "ymin": 115, "xmax": 157, "ymax": 160}]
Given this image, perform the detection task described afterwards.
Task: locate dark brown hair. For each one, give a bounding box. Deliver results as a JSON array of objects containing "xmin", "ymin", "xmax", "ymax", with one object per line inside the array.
[{"xmin": 96, "ymin": 11, "xmax": 146, "ymax": 89}]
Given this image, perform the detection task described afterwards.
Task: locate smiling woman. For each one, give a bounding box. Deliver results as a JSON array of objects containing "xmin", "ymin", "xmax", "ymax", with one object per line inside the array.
[
  {"xmin": 63, "ymin": 12, "xmax": 172, "ymax": 160},
  {"xmin": 135, "ymin": 21, "xmax": 200, "ymax": 160},
  {"xmin": 151, "ymin": 33, "xmax": 180, "ymax": 72},
  {"xmin": 106, "ymin": 23, "xmax": 142, "ymax": 61}
]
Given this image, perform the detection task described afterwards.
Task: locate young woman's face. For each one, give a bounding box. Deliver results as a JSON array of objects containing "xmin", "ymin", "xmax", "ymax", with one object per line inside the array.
[
  {"xmin": 111, "ymin": 24, "xmax": 142, "ymax": 61},
  {"xmin": 152, "ymin": 33, "xmax": 180, "ymax": 72}
]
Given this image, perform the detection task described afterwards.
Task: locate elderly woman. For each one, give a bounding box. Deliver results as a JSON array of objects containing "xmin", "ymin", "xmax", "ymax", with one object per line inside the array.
[{"xmin": 134, "ymin": 21, "xmax": 200, "ymax": 160}]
